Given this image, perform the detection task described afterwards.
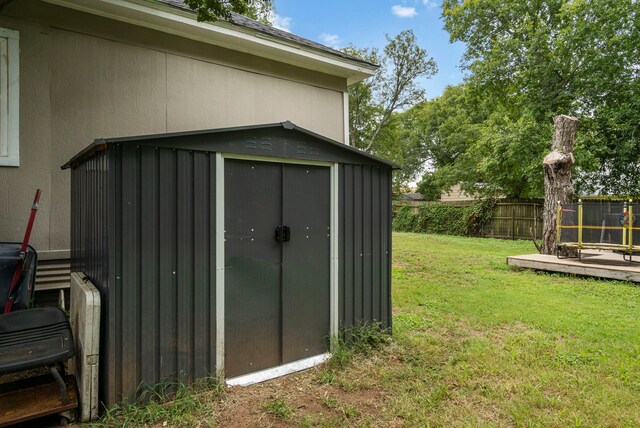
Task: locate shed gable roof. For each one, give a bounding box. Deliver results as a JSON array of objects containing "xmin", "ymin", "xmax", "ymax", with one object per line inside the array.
[{"xmin": 62, "ymin": 121, "xmax": 399, "ymax": 169}]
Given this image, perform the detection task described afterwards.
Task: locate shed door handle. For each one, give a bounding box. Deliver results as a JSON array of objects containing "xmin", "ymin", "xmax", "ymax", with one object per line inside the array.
[{"xmin": 275, "ymin": 226, "xmax": 291, "ymax": 242}]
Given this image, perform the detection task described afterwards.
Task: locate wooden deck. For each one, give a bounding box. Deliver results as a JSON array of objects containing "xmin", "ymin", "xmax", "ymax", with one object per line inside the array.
[
  {"xmin": 0, "ymin": 375, "xmax": 77, "ymax": 427},
  {"xmin": 507, "ymin": 250, "xmax": 640, "ymax": 283}
]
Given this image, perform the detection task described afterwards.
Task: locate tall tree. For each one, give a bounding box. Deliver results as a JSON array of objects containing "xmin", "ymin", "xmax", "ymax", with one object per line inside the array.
[
  {"xmin": 441, "ymin": 0, "xmax": 640, "ymax": 196},
  {"xmin": 416, "ymin": 172, "xmax": 443, "ymax": 201},
  {"xmin": 413, "ymin": 84, "xmax": 542, "ymax": 199},
  {"xmin": 375, "ymin": 109, "xmax": 430, "ymax": 193},
  {"xmin": 344, "ymin": 30, "xmax": 438, "ymax": 153},
  {"xmin": 414, "ymin": 85, "xmax": 488, "ymax": 196},
  {"xmin": 342, "ymin": 46, "xmax": 382, "ymax": 153},
  {"xmin": 542, "ymin": 115, "xmax": 579, "ymax": 255},
  {"xmin": 184, "ymin": 0, "xmax": 273, "ymax": 23}
]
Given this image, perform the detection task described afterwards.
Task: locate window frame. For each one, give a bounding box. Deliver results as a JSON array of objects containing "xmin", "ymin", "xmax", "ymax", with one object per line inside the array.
[{"xmin": 0, "ymin": 27, "xmax": 19, "ymax": 167}]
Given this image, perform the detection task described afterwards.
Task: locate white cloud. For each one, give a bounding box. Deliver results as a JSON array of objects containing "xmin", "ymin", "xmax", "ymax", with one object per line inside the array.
[
  {"xmin": 391, "ymin": 5, "xmax": 418, "ymax": 18},
  {"xmin": 421, "ymin": 0, "xmax": 438, "ymax": 9},
  {"xmin": 267, "ymin": 11, "xmax": 292, "ymax": 32},
  {"xmin": 319, "ymin": 33, "xmax": 341, "ymax": 49}
]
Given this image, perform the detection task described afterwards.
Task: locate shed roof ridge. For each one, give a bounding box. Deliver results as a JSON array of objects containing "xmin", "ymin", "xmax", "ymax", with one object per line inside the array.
[{"xmin": 61, "ymin": 121, "xmax": 399, "ymax": 169}]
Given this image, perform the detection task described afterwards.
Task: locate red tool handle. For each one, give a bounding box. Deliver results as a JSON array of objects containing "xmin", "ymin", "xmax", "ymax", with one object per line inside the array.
[{"xmin": 4, "ymin": 189, "xmax": 42, "ymax": 314}]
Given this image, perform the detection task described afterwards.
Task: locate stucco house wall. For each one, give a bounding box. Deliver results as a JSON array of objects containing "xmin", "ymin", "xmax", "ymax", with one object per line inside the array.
[{"xmin": 0, "ymin": 0, "xmax": 359, "ymax": 257}]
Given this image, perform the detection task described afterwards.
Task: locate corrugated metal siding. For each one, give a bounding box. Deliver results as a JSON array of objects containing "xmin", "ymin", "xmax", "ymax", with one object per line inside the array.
[
  {"xmin": 70, "ymin": 134, "xmax": 393, "ymax": 407},
  {"xmin": 71, "ymin": 150, "xmax": 109, "ymax": 289},
  {"xmin": 339, "ymin": 164, "xmax": 392, "ymax": 331},
  {"xmin": 72, "ymin": 145, "xmax": 217, "ymax": 406},
  {"xmin": 70, "ymin": 149, "xmax": 110, "ymax": 403}
]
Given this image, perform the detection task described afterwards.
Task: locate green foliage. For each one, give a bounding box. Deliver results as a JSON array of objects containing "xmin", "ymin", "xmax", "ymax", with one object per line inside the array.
[
  {"xmin": 416, "ymin": 172, "xmax": 442, "ymax": 201},
  {"xmin": 436, "ymin": 0, "xmax": 640, "ymax": 196},
  {"xmin": 393, "ymin": 199, "xmax": 496, "ymax": 237},
  {"xmin": 344, "ymin": 30, "xmax": 437, "ymax": 156},
  {"xmin": 416, "ymin": 85, "xmax": 486, "ymax": 171},
  {"xmin": 413, "ymin": 84, "xmax": 550, "ymax": 199},
  {"xmin": 344, "ymin": 36, "xmax": 437, "ymax": 190},
  {"xmin": 184, "ymin": 0, "xmax": 273, "ymax": 24},
  {"xmin": 342, "ymin": 46, "xmax": 382, "ymax": 152},
  {"xmin": 392, "ymin": 204, "xmax": 417, "ymax": 232},
  {"xmin": 375, "ymin": 110, "xmax": 430, "ymax": 192},
  {"xmin": 414, "ymin": 203, "xmax": 467, "ymax": 236},
  {"xmin": 464, "ymin": 198, "xmax": 497, "ymax": 236}
]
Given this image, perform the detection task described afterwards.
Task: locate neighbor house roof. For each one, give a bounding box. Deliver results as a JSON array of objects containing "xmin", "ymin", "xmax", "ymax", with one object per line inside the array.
[
  {"xmin": 397, "ymin": 193, "xmax": 425, "ymax": 201},
  {"xmin": 43, "ymin": 0, "xmax": 378, "ymax": 84}
]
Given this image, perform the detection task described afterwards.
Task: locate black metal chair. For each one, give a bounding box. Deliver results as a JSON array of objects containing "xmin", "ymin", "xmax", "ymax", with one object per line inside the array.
[{"xmin": 0, "ymin": 243, "xmax": 75, "ymax": 404}]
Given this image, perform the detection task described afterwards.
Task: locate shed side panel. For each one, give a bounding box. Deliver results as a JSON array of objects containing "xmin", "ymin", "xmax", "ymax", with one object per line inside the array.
[
  {"xmin": 157, "ymin": 148, "xmax": 178, "ymax": 386},
  {"xmin": 339, "ymin": 164, "xmax": 392, "ymax": 331},
  {"xmin": 177, "ymin": 150, "xmax": 195, "ymax": 384},
  {"xmin": 352, "ymin": 167, "xmax": 363, "ymax": 322},
  {"xmin": 70, "ymin": 149, "xmax": 111, "ymax": 401},
  {"xmin": 120, "ymin": 143, "xmax": 141, "ymax": 401},
  {"xmin": 193, "ymin": 152, "xmax": 215, "ymax": 379},
  {"xmin": 70, "ymin": 150, "xmax": 109, "ymax": 291},
  {"xmin": 381, "ymin": 167, "xmax": 392, "ymax": 327},
  {"xmin": 88, "ymin": 145, "xmax": 217, "ymax": 406},
  {"xmin": 340, "ymin": 165, "xmax": 354, "ymax": 330},
  {"xmin": 362, "ymin": 166, "xmax": 373, "ymax": 322},
  {"xmin": 371, "ymin": 168, "xmax": 382, "ymax": 323},
  {"xmin": 140, "ymin": 147, "xmax": 160, "ymax": 388},
  {"xmin": 107, "ymin": 145, "xmax": 122, "ymax": 405}
]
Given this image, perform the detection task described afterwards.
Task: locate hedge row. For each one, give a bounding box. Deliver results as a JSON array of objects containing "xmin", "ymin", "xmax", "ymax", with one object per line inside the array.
[{"xmin": 393, "ymin": 199, "xmax": 496, "ymax": 236}]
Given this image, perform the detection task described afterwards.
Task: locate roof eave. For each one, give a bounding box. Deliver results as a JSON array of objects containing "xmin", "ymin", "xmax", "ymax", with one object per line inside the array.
[{"xmin": 43, "ymin": 0, "xmax": 378, "ymax": 84}]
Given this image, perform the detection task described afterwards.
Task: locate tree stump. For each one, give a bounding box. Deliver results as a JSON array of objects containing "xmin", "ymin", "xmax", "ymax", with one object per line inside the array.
[{"xmin": 542, "ymin": 115, "xmax": 579, "ymax": 255}]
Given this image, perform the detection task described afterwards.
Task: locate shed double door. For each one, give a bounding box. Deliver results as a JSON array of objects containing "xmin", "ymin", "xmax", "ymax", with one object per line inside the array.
[{"xmin": 224, "ymin": 159, "xmax": 331, "ymax": 378}]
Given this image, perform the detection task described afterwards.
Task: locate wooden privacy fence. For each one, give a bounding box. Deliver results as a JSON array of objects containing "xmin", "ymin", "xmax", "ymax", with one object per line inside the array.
[
  {"xmin": 485, "ymin": 202, "xmax": 543, "ymax": 240},
  {"xmin": 392, "ymin": 199, "xmax": 543, "ymax": 240}
]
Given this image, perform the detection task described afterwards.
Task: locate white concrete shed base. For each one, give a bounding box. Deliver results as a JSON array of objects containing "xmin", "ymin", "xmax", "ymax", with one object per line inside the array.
[
  {"xmin": 226, "ymin": 353, "xmax": 331, "ymax": 387},
  {"xmin": 507, "ymin": 250, "xmax": 640, "ymax": 283}
]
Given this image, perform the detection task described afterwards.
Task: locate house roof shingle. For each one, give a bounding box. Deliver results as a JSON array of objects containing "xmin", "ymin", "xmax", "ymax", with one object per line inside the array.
[{"xmin": 156, "ymin": 0, "xmax": 377, "ymax": 68}]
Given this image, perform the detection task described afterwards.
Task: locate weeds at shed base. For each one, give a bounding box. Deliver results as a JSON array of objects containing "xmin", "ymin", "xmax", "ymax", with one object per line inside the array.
[
  {"xmin": 328, "ymin": 322, "xmax": 391, "ymax": 371},
  {"xmin": 95, "ymin": 375, "xmax": 224, "ymax": 427}
]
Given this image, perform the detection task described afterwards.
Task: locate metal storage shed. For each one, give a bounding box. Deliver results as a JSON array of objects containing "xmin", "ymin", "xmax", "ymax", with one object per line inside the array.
[{"xmin": 62, "ymin": 121, "xmax": 395, "ymax": 406}]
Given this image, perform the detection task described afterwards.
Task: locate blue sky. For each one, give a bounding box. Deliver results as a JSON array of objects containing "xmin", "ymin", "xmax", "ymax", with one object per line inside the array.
[{"xmin": 270, "ymin": 0, "xmax": 466, "ymax": 98}]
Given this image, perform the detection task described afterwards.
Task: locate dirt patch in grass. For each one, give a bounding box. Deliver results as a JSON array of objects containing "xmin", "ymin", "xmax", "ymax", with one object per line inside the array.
[{"xmin": 215, "ymin": 354, "xmax": 396, "ymax": 427}]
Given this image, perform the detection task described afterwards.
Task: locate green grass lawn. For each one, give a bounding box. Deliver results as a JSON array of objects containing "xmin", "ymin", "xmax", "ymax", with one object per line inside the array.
[
  {"xmin": 97, "ymin": 232, "xmax": 640, "ymax": 427},
  {"xmin": 388, "ymin": 232, "xmax": 640, "ymax": 427}
]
